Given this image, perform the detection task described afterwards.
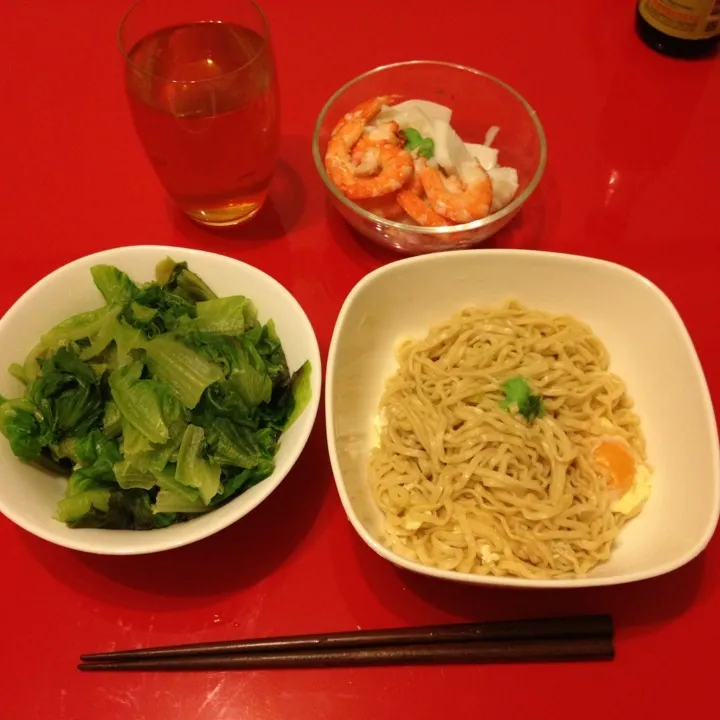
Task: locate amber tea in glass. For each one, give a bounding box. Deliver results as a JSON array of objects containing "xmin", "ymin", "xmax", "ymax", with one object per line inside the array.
[{"xmin": 119, "ymin": 0, "xmax": 279, "ymax": 226}]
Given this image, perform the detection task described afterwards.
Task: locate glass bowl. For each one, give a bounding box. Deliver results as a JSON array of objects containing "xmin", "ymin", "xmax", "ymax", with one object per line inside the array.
[{"xmin": 312, "ymin": 61, "xmax": 547, "ymax": 254}]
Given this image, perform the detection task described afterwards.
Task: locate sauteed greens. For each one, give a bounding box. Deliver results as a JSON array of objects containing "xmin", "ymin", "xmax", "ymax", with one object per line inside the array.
[{"xmin": 0, "ymin": 258, "xmax": 311, "ymax": 530}]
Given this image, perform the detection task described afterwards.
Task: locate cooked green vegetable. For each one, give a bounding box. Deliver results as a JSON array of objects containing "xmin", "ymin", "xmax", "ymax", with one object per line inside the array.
[
  {"xmin": 403, "ymin": 127, "xmax": 435, "ymax": 159},
  {"xmin": 30, "ymin": 346, "xmax": 105, "ymax": 436},
  {"xmin": 499, "ymin": 376, "xmax": 546, "ymax": 422},
  {"xmin": 91, "ymin": 265, "xmax": 139, "ymax": 306},
  {"xmin": 144, "ymin": 335, "xmax": 225, "ymax": 409},
  {"xmin": 0, "ymin": 396, "xmax": 51, "ymax": 461},
  {"xmin": 155, "ymin": 257, "xmax": 217, "ymax": 303},
  {"xmin": 175, "ymin": 425, "xmax": 221, "ymax": 503},
  {"xmin": 0, "ymin": 258, "xmax": 312, "ymax": 530}
]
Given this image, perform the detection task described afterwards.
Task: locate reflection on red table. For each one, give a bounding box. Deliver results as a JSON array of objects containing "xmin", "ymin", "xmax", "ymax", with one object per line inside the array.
[{"xmin": 1, "ymin": 1, "xmax": 719, "ymax": 718}]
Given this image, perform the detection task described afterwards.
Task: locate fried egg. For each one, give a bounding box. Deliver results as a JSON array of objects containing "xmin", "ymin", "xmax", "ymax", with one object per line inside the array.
[{"xmin": 591, "ymin": 436, "xmax": 652, "ymax": 515}]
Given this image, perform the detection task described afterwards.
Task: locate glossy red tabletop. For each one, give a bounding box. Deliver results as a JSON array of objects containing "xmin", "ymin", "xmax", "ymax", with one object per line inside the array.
[{"xmin": 2, "ymin": 1, "xmax": 720, "ymax": 718}]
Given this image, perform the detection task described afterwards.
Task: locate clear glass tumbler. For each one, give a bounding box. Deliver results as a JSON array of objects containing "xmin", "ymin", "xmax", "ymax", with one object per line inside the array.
[{"xmin": 119, "ymin": 0, "xmax": 279, "ymax": 227}]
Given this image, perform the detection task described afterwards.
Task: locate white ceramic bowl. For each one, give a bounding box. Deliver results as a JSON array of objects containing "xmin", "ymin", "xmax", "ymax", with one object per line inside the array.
[
  {"xmin": 326, "ymin": 250, "xmax": 719, "ymax": 588},
  {"xmin": 0, "ymin": 246, "xmax": 322, "ymax": 555}
]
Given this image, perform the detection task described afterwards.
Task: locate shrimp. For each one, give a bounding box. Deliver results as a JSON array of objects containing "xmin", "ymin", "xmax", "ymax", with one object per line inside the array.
[
  {"xmin": 353, "ymin": 145, "xmax": 381, "ymax": 176},
  {"xmin": 395, "ymin": 156, "xmax": 453, "ymax": 227},
  {"xmin": 418, "ymin": 159, "xmax": 493, "ymax": 223},
  {"xmin": 325, "ymin": 99, "xmax": 413, "ymax": 201},
  {"xmin": 365, "ymin": 120, "xmax": 401, "ymax": 146},
  {"xmin": 357, "ymin": 193, "xmax": 405, "ymax": 220},
  {"xmin": 408, "ymin": 157, "xmax": 425, "ymax": 195},
  {"xmin": 351, "ymin": 121, "xmax": 401, "ymax": 165},
  {"xmin": 397, "ymin": 190, "xmax": 449, "ymax": 227},
  {"xmin": 327, "ymin": 129, "xmax": 413, "ymax": 200},
  {"xmin": 330, "ymin": 95, "xmax": 399, "ymax": 136}
]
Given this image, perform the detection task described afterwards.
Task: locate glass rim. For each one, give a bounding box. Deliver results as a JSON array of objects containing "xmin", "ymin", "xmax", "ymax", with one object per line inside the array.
[
  {"xmin": 117, "ymin": 0, "xmax": 271, "ymax": 85},
  {"xmin": 311, "ymin": 60, "xmax": 548, "ymax": 236}
]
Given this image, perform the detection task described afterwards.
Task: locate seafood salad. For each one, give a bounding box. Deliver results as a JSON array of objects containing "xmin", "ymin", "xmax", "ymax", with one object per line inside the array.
[{"xmin": 324, "ymin": 96, "xmax": 519, "ymax": 227}]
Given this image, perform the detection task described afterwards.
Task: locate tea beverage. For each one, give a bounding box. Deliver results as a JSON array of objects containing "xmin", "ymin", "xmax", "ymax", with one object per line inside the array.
[{"xmin": 122, "ymin": 5, "xmax": 279, "ymax": 226}]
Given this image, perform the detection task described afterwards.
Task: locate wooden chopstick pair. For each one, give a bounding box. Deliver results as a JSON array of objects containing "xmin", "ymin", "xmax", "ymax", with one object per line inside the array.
[{"xmin": 78, "ymin": 614, "xmax": 614, "ymax": 672}]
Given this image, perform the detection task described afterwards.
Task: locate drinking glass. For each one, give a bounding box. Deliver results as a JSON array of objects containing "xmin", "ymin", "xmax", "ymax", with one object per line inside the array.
[{"xmin": 118, "ymin": 0, "xmax": 279, "ymax": 226}]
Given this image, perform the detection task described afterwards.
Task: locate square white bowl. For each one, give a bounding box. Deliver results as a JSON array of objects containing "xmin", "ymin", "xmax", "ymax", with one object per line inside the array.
[
  {"xmin": 0, "ymin": 246, "xmax": 322, "ymax": 555},
  {"xmin": 326, "ymin": 250, "xmax": 720, "ymax": 588}
]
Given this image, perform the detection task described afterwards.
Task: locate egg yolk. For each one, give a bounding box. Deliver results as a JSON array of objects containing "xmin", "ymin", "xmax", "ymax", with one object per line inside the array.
[{"xmin": 592, "ymin": 439, "xmax": 636, "ymax": 495}]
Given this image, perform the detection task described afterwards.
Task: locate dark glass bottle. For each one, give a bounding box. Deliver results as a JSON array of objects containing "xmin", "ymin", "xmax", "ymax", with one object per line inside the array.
[{"xmin": 636, "ymin": 0, "xmax": 720, "ymax": 58}]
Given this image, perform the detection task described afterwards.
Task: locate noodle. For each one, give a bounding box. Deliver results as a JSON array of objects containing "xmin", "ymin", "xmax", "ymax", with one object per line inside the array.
[{"xmin": 368, "ymin": 300, "xmax": 650, "ymax": 579}]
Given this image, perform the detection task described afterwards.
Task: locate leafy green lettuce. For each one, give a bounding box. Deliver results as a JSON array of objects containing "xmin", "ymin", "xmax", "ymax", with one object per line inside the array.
[
  {"xmin": 0, "ymin": 396, "xmax": 51, "ymax": 461},
  {"xmin": 175, "ymin": 425, "xmax": 221, "ymax": 504},
  {"xmin": 0, "ymin": 257, "xmax": 313, "ymax": 530},
  {"xmin": 109, "ymin": 361, "xmax": 171, "ymax": 444}
]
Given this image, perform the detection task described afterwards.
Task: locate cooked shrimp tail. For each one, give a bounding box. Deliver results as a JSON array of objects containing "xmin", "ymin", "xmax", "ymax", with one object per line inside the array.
[{"xmin": 397, "ymin": 190, "xmax": 449, "ymax": 227}]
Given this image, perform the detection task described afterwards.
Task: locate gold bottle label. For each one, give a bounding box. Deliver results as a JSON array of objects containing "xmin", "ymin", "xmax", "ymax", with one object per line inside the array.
[{"xmin": 639, "ymin": 0, "xmax": 720, "ymax": 40}]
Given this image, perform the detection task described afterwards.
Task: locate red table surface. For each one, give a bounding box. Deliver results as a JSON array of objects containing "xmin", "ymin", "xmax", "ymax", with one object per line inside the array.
[{"xmin": 2, "ymin": 1, "xmax": 720, "ymax": 718}]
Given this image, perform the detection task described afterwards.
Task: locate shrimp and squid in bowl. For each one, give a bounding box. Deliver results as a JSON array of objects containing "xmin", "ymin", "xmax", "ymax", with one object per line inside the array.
[{"xmin": 312, "ymin": 61, "xmax": 547, "ymax": 254}]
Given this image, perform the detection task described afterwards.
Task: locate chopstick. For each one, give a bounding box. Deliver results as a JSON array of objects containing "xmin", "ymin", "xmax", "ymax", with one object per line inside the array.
[
  {"xmin": 78, "ymin": 614, "xmax": 613, "ymax": 671},
  {"xmin": 78, "ymin": 637, "xmax": 613, "ymax": 672},
  {"xmin": 82, "ymin": 614, "xmax": 612, "ymax": 662}
]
